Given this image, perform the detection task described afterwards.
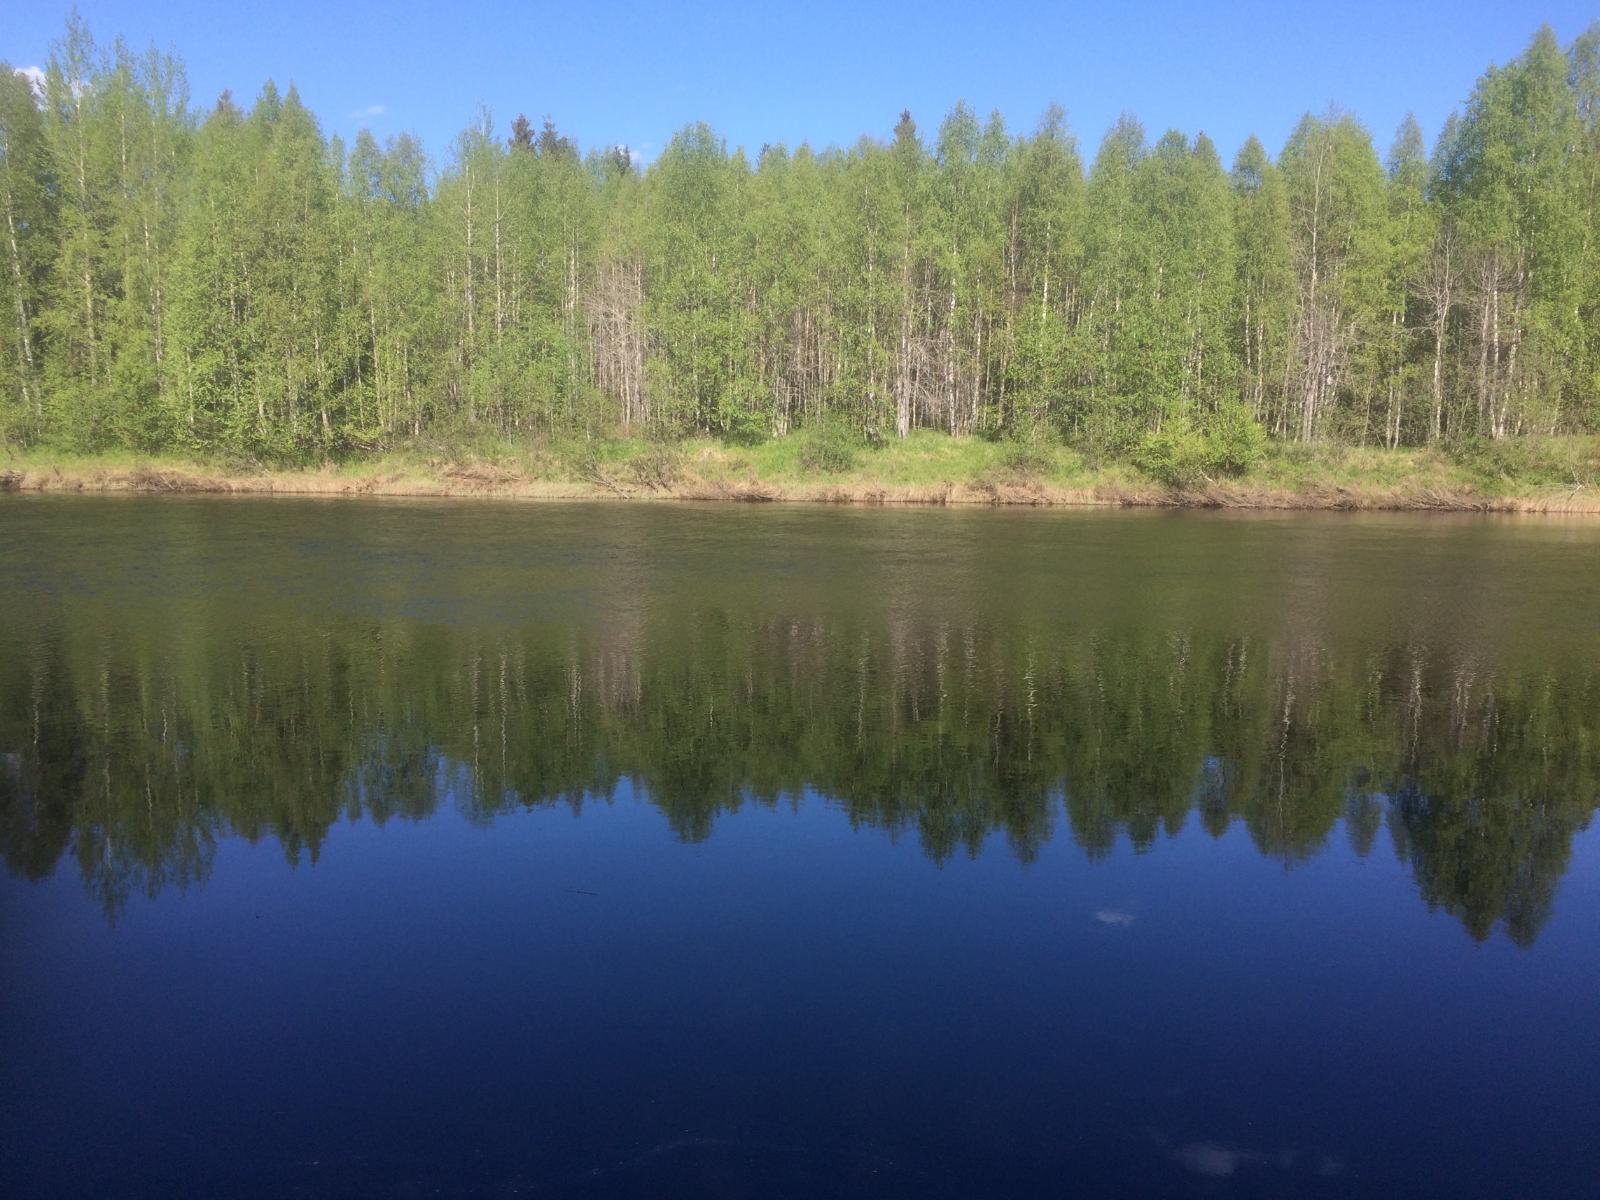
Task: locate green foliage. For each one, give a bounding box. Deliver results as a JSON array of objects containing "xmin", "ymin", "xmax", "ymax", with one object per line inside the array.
[
  {"xmin": 1446, "ymin": 434, "xmax": 1599, "ymax": 488},
  {"xmin": 796, "ymin": 415, "xmax": 860, "ymax": 474},
  {"xmin": 2, "ymin": 17, "xmax": 1599, "ymax": 469},
  {"xmin": 1205, "ymin": 402, "xmax": 1270, "ymax": 475},
  {"xmin": 627, "ymin": 439, "xmax": 684, "ymax": 489},
  {"xmin": 1134, "ymin": 403, "xmax": 1267, "ymax": 486},
  {"xmin": 1133, "ymin": 419, "xmax": 1217, "ymax": 487},
  {"xmin": 718, "ymin": 388, "xmax": 770, "ymax": 445},
  {"xmin": 997, "ymin": 435, "xmax": 1056, "ymax": 478}
]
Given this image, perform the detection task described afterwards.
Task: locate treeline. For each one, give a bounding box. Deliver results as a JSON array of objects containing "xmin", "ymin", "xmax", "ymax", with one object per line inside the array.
[{"xmin": 1, "ymin": 19, "xmax": 1598, "ymax": 464}]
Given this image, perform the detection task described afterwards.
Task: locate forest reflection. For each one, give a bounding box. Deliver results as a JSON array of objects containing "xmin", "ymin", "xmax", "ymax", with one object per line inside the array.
[{"xmin": 1, "ymin": 605, "xmax": 1594, "ymax": 945}]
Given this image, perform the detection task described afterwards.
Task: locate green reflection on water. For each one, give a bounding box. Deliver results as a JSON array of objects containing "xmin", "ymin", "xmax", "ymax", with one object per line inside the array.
[{"xmin": 1, "ymin": 501, "xmax": 1596, "ymax": 943}]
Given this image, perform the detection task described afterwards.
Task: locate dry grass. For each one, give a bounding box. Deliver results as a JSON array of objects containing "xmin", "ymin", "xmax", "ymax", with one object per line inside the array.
[{"xmin": 5, "ymin": 453, "xmax": 1599, "ymax": 514}]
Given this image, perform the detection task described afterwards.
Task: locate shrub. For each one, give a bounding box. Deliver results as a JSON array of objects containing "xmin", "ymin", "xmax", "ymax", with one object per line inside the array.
[
  {"xmin": 1133, "ymin": 423, "xmax": 1215, "ymax": 488},
  {"xmin": 1447, "ymin": 435, "xmax": 1596, "ymax": 488},
  {"xmin": 1206, "ymin": 403, "xmax": 1269, "ymax": 477},
  {"xmin": 628, "ymin": 441, "xmax": 683, "ymax": 490},
  {"xmin": 797, "ymin": 416, "xmax": 860, "ymax": 474},
  {"xmin": 999, "ymin": 437, "xmax": 1055, "ymax": 478},
  {"xmin": 719, "ymin": 403, "xmax": 770, "ymax": 446},
  {"xmin": 1133, "ymin": 406, "xmax": 1267, "ymax": 487}
]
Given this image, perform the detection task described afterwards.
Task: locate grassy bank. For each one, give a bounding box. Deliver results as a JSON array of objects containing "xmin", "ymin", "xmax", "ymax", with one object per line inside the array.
[{"xmin": 3, "ymin": 433, "xmax": 1598, "ymax": 513}]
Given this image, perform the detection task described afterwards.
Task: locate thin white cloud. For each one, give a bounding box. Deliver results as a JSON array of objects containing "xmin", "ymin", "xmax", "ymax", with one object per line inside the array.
[
  {"xmin": 16, "ymin": 65, "xmax": 45, "ymax": 96},
  {"xmin": 1094, "ymin": 909, "xmax": 1135, "ymax": 926},
  {"xmin": 351, "ymin": 104, "xmax": 386, "ymax": 120}
]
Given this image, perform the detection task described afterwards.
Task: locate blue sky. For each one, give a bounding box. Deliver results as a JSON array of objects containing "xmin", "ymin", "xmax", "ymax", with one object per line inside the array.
[{"xmin": 8, "ymin": 1, "xmax": 1597, "ymax": 171}]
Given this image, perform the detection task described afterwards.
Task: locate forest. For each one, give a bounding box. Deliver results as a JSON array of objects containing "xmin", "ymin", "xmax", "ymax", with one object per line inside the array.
[{"xmin": 2, "ymin": 19, "xmax": 1599, "ymax": 479}]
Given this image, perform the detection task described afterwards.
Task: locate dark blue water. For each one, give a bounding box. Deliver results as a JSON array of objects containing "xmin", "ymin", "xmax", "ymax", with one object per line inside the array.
[{"xmin": 2, "ymin": 497, "xmax": 1599, "ymax": 1198}]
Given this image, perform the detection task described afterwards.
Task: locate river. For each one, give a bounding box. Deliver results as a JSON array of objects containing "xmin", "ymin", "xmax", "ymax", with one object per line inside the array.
[{"xmin": 2, "ymin": 497, "xmax": 1598, "ymax": 1198}]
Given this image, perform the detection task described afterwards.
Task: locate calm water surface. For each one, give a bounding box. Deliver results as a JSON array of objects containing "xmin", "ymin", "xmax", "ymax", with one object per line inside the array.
[{"xmin": 2, "ymin": 497, "xmax": 1599, "ymax": 1199}]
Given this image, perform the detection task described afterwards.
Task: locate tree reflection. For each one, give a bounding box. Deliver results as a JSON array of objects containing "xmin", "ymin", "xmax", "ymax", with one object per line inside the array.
[{"xmin": 1, "ymin": 607, "xmax": 1594, "ymax": 942}]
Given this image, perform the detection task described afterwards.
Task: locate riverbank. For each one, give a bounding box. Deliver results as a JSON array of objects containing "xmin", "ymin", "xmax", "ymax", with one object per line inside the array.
[{"xmin": 4, "ymin": 434, "xmax": 1598, "ymax": 513}]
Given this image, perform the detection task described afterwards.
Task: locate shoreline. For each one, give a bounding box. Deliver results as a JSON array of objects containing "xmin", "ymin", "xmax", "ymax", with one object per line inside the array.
[{"xmin": 3, "ymin": 459, "xmax": 1597, "ymax": 514}]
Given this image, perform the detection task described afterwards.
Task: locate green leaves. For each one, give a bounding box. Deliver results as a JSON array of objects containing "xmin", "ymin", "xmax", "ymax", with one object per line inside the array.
[
  {"xmin": 4, "ymin": 17, "xmax": 1599, "ymax": 465},
  {"xmin": 1132, "ymin": 402, "xmax": 1267, "ymax": 487}
]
